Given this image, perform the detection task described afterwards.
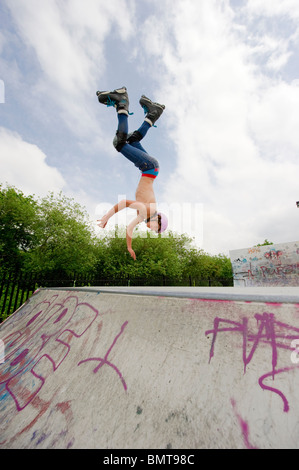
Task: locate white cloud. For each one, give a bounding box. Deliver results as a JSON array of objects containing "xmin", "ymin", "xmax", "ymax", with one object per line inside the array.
[
  {"xmin": 246, "ymin": 0, "xmax": 299, "ymax": 18},
  {"xmin": 7, "ymin": 0, "xmax": 134, "ymax": 92},
  {"xmin": 248, "ymin": 81, "xmax": 299, "ymax": 161},
  {"xmin": 0, "ymin": 127, "xmax": 66, "ymax": 197},
  {"xmin": 3, "ymin": 0, "xmax": 299, "ymax": 255},
  {"xmin": 247, "ymin": 34, "xmax": 293, "ymax": 71},
  {"xmin": 135, "ymin": 0, "xmax": 299, "ymax": 253},
  {"xmin": 240, "ymin": 0, "xmax": 299, "ymax": 73},
  {"xmin": 5, "ymin": 0, "xmax": 135, "ymax": 140}
]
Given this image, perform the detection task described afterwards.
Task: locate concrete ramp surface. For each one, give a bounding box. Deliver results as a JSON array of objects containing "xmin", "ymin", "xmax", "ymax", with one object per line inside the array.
[{"xmin": 1, "ymin": 286, "xmax": 299, "ymax": 449}]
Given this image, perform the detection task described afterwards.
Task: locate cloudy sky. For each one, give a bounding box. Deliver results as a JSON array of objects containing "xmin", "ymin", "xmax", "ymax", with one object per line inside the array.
[{"xmin": 1, "ymin": 0, "xmax": 299, "ymax": 255}]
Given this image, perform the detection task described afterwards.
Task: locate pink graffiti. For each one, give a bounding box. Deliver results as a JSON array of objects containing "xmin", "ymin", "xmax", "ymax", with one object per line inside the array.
[
  {"xmin": 78, "ymin": 321, "xmax": 128, "ymax": 391},
  {"xmin": 231, "ymin": 398, "xmax": 258, "ymax": 449},
  {"xmin": 264, "ymin": 250, "xmax": 283, "ymax": 260},
  {"xmin": 247, "ymin": 263, "xmax": 299, "ymax": 280},
  {"xmin": 205, "ymin": 312, "xmax": 299, "ymax": 412},
  {"xmin": 0, "ymin": 294, "xmax": 99, "ymax": 411},
  {"xmin": 260, "ymin": 264, "xmax": 299, "ymax": 278}
]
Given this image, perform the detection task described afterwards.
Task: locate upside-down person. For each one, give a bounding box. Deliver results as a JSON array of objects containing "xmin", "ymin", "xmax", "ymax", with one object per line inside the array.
[{"xmin": 96, "ymin": 86, "xmax": 168, "ymax": 260}]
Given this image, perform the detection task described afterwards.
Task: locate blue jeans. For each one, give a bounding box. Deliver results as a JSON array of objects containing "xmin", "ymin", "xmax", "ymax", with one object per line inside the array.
[{"xmin": 117, "ymin": 114, "xmax": 160, "ymax": 174}]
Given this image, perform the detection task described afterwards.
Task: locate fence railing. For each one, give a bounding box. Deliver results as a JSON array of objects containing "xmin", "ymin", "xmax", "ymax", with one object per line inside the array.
[
  {"xmin": 0, "ymin": 272, "xmax": 38, "ymax": 323},
  {"xmin": 0, "ymin": 272, "xmax": 233, "ymax": 322}
]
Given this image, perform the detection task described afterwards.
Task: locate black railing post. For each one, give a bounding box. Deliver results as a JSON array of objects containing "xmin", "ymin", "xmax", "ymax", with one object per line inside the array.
[
  {"xmin": 1, "ymin": 272, "xmax": 11, "ymax": 317},
  {"xmin": 13, "ymin": 271, "xmax": 22, "ymax": 313},
  {"xmin": 6, "ymin": 272, "xmax": 17, "ymax": 316}
]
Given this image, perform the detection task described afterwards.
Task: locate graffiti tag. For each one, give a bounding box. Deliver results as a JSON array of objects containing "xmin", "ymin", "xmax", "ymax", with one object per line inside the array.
[{"xmin": 205, "ymin": 312, "xmax": 299, "ymax": 412}]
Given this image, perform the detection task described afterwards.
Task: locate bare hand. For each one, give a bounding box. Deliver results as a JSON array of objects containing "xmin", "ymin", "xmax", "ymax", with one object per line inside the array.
[
  {"xmin": 97, "ymin": 214, "xmax": 109, "ymax": 228},
  {"xmin": 128, "ymin": 248, "xmax": 136, "ymax": 260}
]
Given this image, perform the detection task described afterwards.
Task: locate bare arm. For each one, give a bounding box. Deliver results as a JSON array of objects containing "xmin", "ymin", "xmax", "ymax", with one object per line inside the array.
[
  {"xmin": 97, "ymin": 199, "xmax": 147, "ymax": 259},
  {"xmin": 126, "ymin": 215, "xmax": 144, "ymax": 260},
  {"xmin": 97, "ymin": 199, "xmax": 147, "ymax": 228}
]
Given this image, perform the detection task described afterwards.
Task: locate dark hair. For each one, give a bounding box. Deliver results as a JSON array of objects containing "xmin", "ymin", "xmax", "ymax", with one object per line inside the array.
[
  {"xmin": 157, "ymin": 213, "xmax": 162, "ymax": 233},
  {"xmin": 145, "ymin": 212, "xmax": 161, "ymax": 233}
]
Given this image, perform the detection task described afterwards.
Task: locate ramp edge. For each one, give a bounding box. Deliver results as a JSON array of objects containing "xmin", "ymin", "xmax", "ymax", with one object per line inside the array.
[{"xmin": 45, "ymin": 286, "xmax": 299, "ymax": 304}]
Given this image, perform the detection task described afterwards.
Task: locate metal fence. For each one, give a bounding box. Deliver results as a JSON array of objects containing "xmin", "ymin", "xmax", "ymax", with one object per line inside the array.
[
  {"xmin": 0, "ymin": 272, "xmax": 39, "ymax": 323},
  {"xmin": 0, "ymin": 272, "xmax": 233, "ymax": 322}
]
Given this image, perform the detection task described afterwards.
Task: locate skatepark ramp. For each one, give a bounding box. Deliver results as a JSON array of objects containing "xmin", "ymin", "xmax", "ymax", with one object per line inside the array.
[{"xmin": 1, "ymin": 286, "xmax": 299, "ymax": 449}]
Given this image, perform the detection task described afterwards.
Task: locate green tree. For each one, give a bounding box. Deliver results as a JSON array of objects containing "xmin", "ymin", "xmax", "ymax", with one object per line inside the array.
[
  {"xmin": 0, "ymin": 185, "xmax": 38, "ymax": 273},
  {"xmin": 130, "ymin": 230, "xmax": 189, "ymax": 280},
  {"xmin": 255, "ymin": 239, "xmax": 273, "ymax": 246},
  {"xmin": 213, "ymin": 253, "xmax": 233, "ymax": 280},
  {"xmin": 181, "ymin": 247, "xmax": 232, "ymax": 284},
  {"xmin": 0, "ymin": 184, "xmax": 233, "ymax": 285},
  {"xmin": 94, "ymin": 227, "xmax": 193, "ymax": 282},
  {"xmin": 94, "ymin": 226, "xmax": 233, "ymax": 285},
  {"xmin": 24, "ymin": 192, "xmax": 99, "ymax": 276}
]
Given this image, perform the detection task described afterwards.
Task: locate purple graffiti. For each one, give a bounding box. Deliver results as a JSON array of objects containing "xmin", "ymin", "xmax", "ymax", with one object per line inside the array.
[
  {"xmin": 264, "ymin": 250, "xmax": 283, "ymax": 260},
  {"xmin": 0, "ymin": 294, "xmax": 99, "ymax": 411},
  {"xmin": 231, "ymin": 398, "xmax": 258, "ymax": 449},
  {"xmin": 78, "ymin": 321, "xmax": 128, "ymax": 391},
  {"xmin": 205, "ymin": 312, "xmax": 299, "ymax": 412}
]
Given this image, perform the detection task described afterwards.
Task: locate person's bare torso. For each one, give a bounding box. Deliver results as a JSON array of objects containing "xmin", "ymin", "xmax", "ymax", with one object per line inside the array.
[{"xmin": 135, "ymin": 176, "xmax": 157, "ymax": 218}]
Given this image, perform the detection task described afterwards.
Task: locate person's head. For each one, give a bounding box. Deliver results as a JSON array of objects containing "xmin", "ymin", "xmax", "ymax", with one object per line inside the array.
[{"xmin": 146, "ymin": 212, "xmax": 168, "ymax": 233}]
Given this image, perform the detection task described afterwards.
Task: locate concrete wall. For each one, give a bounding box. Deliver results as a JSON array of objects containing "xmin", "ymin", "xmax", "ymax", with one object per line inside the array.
[
  {"xmin": 1, "ymin": 287, "xmax": 299, "ymax": 449},
  {"xmin": 230, "ymin": 240, "xmax": 299, "ymax": 286}
]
